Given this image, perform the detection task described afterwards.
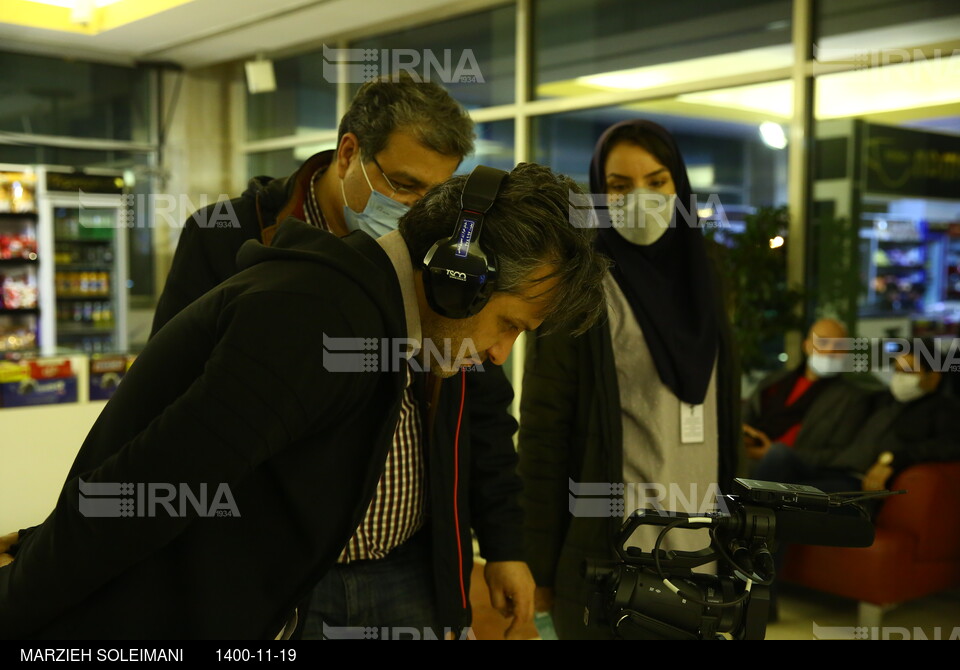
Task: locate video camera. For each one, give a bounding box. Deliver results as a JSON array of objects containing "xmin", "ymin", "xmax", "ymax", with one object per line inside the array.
[{"xmin": 582, "ymin": 478, "xmax": 896, "ymax": 640}]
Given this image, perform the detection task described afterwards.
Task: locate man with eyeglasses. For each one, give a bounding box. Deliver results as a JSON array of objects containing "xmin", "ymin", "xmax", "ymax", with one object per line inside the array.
[
  {"xmin": 149, "ymin": 73, "xmax": 470, "ymax": 331},
  {"xmin": 2, "ymin": 75, "xmax": 536, "ymax": 639}
]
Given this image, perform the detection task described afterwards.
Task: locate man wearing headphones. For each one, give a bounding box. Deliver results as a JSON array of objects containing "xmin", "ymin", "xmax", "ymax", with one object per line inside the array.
[
  {"xmin": 0, "ymin": 163, "xmax": 609, "ymax": 639},
  {"xmin": 2, "ymin": 75, "xmax": 531, "ymax": 638},
  {"xmin": 150, "ymin": 73, "xmax": 530, "ymax": 639}
]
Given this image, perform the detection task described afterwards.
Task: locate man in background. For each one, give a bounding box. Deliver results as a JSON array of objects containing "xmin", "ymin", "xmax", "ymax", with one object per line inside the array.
[
  {"xmin": 754, "ymin": 347, "xmax": 960, "ymax": 493},
  {"xmin": 742, "ymin": 318, "xmax": 878, "ymax": 464}
]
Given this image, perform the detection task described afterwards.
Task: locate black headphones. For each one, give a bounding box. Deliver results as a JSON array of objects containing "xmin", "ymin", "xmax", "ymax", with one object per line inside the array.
[{"xmin": 422, "ymin": 165, "xmax": 507, "ymax": 319}]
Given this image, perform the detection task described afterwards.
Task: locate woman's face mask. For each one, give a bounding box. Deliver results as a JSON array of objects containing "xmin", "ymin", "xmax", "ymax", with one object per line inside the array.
[
  {"xmin": 608, "ymin": 187, "xmax": 676, "ymax": 246},
  {"xmin": 603, "ymin": 142, "xmax": 677, "ymax": 246}
]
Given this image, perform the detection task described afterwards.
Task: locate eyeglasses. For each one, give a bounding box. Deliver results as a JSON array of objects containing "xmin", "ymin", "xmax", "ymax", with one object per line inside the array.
[{"xmin": 370, "ymin": 156, "xmax": 427, "ymax": 201}]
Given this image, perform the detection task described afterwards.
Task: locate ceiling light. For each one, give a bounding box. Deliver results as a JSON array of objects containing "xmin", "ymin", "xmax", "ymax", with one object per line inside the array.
[
  {"xmin": 22, "ymin": 0, "xmax": 122, "ymax": 8},
  {"xmin": 759, "ymin": 122, "xmax": 788, "ymax": 149}
]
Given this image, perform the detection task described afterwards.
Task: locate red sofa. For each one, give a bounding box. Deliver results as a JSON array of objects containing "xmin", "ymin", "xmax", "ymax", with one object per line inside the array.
[{"xmin": 781, "ymin": 461, "xmax": 960, "ymax": 626}]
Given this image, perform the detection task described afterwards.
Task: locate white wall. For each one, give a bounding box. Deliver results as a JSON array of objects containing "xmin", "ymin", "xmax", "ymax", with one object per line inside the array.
[{"xmin": 0, "ymin": 400, "xmax": 106, "ymax": 533}]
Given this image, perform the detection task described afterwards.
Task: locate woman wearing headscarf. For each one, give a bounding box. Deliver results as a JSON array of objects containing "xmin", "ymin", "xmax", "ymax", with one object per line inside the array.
[{"xmin": 517, "ymin": 119, "xmax": 740, "ymax": 640}]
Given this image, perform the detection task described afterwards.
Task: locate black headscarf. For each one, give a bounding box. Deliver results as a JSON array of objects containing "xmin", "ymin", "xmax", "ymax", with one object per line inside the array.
[{"xmin": 590, "ymin": 119, "xmax": 720, "ymax": 405}]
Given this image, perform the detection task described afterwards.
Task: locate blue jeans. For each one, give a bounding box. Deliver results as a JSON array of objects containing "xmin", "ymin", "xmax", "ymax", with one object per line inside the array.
[
  {"xmin": 752, "ymin": 442, "xmax": 861, "ymax": 493},
  {"xmin": 300, "ymin": 531, "xmax": 441, "ymax": 640}
]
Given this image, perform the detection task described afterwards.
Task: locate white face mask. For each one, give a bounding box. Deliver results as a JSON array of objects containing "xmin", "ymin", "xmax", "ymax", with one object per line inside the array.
[
  {"xmin": 807, "ymin": 352, "xmax": 845, "ymax": 378},
  {"xmin": 609, "ymin": 187, "xmax": 676, "ymax": 246},
  {"xmin": 890, "ymin": 372, "xmax": 927, "ymax": 403}
]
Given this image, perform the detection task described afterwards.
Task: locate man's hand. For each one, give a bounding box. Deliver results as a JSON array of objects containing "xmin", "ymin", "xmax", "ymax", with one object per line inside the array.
[
  {"xmin": 0, "ymin": 531, "xmax": 18, "ymax": 568},
  {"xmin": 862, "ymin": 461, "xmax": 894, "ymax": 491},
  {"xmin": 483, "ymin": 560, "xmax": 536, "ymax": 639},
  {"xmin": 743, "ymin": 424, "xmax": 772, "ymax": 460}
]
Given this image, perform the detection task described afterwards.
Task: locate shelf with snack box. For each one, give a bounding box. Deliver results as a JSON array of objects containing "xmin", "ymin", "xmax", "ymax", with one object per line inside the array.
[
  {"xmin": 0, "ymin": 357, "xmax": 77, "ymax": 408},
  {"xmin": 89, "ymin": 353, "xmax": 135, "ymax": 401},
  {"xmin": 0, "ymin": 174, "xmax": 41, "ymax": 353},
  {"xmin": 0, "ymin": 351, "xmax": 137, "ymax": 408}
]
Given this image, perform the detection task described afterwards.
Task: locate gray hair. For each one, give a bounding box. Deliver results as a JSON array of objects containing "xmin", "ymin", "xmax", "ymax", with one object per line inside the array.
[
  {"xmin": 338, "ymin": 72, "xmax": 475, "ymax": 161},
  {"xmin": 399, "ymin": 162, "xmax": 609, "ymax": 335}
]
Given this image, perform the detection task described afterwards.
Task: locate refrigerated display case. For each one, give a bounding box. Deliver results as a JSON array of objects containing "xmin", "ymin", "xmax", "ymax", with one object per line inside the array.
[
  {"xmin": 814, "ymin": 120, "xmax": 960, "ymax": 337},
  {"xmin": 947, "ymin": 226, "xmax": 960, "ymax": 301},
  {"xmin": 39, "ymin": 172, "xmax": 128, "ymax": 355},
  {"xmin": 859, "ymin": 216, "xmax": 928, "ymax": 315}
]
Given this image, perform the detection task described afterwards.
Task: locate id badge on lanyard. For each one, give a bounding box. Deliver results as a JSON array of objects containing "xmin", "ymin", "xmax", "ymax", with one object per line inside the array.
[{"xmin": 680, "ymin": 402, "xmax": 705, "ymax": 444}]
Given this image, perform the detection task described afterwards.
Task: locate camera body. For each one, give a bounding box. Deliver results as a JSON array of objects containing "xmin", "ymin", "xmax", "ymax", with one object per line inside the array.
[{"xmin": 582, "ymin": 478, "xmax": 876, "ymax": 640}]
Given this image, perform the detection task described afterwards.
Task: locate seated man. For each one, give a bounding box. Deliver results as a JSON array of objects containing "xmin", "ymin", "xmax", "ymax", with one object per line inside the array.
[
  {"xmin": 742, "ymin": 318, "xmax": 877, "ymax": 462},
  {"xmin": 753, "ymin": 345, "xmax": 959, "ymax": 621},
  {"xmin": 753, "ymin": 349, "xmax": 960, "ymax": 494}
]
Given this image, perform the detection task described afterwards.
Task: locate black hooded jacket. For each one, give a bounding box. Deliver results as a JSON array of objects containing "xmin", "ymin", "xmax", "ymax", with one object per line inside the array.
[
  {"xmin": 0, "ymin": 220, "xmax": 520, "ymax": 638},
  {"xmin": 141, "ymin": 152, "xmax": 524, "ymax": 629}
]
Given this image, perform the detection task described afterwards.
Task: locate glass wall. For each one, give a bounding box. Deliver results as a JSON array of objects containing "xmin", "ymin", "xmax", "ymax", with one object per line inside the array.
[
  {"xmin": 246, "ymin": 141, "xmax": 337, "ymax": 180},
  {"xmin": 0, "ymin": 51, "xmax": 152, "ymax": 142},
  {"xmin": 350, "ymin": 5, "xmax": 516, "ymax": 109},
  {"xmin": 534, "ymin": 104, "xmax": 788, "ymax": 214},
  {"xmin": 534, "ymin": 0, "xmax": 792, "ymax": 101},
  {"xmin": 246, "ymin": 51, "xmax": 338, "ymax": 142},
  {"xmin": 238, "ymin": 0, "xmax": 960, "ymax": 383},
  {"xmin": 457, "ymin": 121, "xmax": 515, "ymax": 174}
]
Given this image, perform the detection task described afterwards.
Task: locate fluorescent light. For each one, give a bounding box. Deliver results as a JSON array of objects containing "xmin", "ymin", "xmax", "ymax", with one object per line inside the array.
[
  {"xmin": 759, "ymin": 122, "xmax": 788, "ymax": 149},
  {"xmin": 576, "ymin": 45, "xmax": 793, "ymax": 92},
  {"xmin": 680, "ymin": 81, "xmax": 792, "ymax": 118},
  {"xmin": 578, "ymin": 70, "xmax": 670, "ymax": 90},
  {"xmin": 817, "ymin": 55, "xmax": 960, "ymax": 118},
  {"xmin": 22, "ymin": 0, "xmax": 123, "ymax": 7},
  {"xmin": 678, "ymin": 55, "xmax": 960, "ymax": 122},
  {"xmin": 686, "ymin": 165, "xmax": 715, "ymax": 189}
]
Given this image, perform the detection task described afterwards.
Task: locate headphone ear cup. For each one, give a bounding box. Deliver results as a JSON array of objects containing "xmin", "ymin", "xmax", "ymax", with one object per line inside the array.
[
  {"xmin": 422, "ymin": 228, "xmax": 498, "ymax": 319},
  {"xmin": 421, "ymin": 165, "xmax": 507, "ymax": 318}
]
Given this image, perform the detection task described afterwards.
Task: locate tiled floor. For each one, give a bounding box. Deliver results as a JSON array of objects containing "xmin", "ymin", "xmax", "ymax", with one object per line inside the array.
[{"xmin": 764, "ymin": 583, "xmax": 960, "ymax": 640}]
